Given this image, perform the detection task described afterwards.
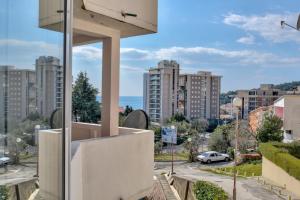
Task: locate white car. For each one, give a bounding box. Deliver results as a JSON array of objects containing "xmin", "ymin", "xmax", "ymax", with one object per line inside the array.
[
  {"xmin": 0, "ymin": 157, "xmax": 10, "ymax": 166},
  {"xmin": 197, "ymin": 151, "xmax": 230, "ymax": 163}
]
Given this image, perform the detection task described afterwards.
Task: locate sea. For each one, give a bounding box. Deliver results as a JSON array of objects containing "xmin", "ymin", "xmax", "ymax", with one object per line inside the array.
[{"xmin": 96, "ymin": 96, "xmax": 143, "ymax": 110}]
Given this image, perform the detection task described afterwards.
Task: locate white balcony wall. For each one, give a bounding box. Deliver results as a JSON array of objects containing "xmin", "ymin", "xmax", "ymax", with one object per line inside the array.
[{"xmin": 39, "ymin": 123, "xmax": 154, "ymax": 200}]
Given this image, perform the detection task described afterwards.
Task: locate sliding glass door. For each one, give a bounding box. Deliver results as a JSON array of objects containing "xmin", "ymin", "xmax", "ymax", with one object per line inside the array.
[{"xmin": 0, "ymin": 0, "xmax": 70, "ymax": 199}]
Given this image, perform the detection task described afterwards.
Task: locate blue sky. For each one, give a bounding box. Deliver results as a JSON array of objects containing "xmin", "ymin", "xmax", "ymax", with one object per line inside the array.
[{"xmin": 1, "ymin": 0, "xmax": 300, "ymax": 96}]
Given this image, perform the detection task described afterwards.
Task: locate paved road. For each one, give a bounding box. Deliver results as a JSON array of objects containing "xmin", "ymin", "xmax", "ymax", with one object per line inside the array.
[
  {"xmin": 0, "ymin": 164, "xmax": 36, "ymax": 185},
  {"xmin": 155, "ymin": 161, "xmax": 282, "ymax": 200}
]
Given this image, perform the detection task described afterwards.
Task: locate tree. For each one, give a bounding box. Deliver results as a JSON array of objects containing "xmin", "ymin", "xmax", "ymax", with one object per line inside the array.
[
  {"xmin": 191, "ymin": 118, "xmax": 208, "ymax": 133},
  {"xmin": 154, "ymin": 141, "xmax": 163, "ymax": 155},
  {"xmin": 72, "ymin": 72, "xmax": 101, "ymax": 123},
  {"xmin": 123, "ymin": 105, "xmax": 133, "ymax": 116},
  {"xmin": 191, "ymin": 118, "xmax": 208, "ymax": 152},
  {"xmin": 208, "ymin": 124, "xmax": 234, "ymax": 153},
  {"xmin": 166, "ymin": 112, "xmax": 188, "ymax": 124},
  {"xmin": 149, "ymin": 125, "xmax": 162, "ymax": 143},
  {"xmin": 183, "ymin": 129, "xmax": 201, "ymax": 162},
  {"xmin": 174, "ymin": 121, "xmax": 190, "ymax": 135},
  {"xmin": 119, "ymin": 105, "xmax": 134, "ymax": 126},
  {"xmin": 6, "ymin": 115, "xmax": 48, "ymax": 164},
  {"xmin": 257, "ymin": 113, "xmax": 283, "ymax": 143}
]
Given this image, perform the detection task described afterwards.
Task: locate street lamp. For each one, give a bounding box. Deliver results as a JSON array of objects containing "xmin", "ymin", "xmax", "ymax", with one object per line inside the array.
[{"xmin": 232, "ymin": 97, "xmax": 242, "ymax": 200}]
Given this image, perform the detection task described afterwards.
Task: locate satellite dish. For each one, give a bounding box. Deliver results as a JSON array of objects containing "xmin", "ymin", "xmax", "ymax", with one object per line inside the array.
[
  {"xmin": 297, "ymin": 14, "xmax": 300, "ymax": 30},
  {"xmin": 50, "ymin": 108, "xmax": 63, "ymax": 129},
  {"xmin": 122, "ymin": 110, "xmax": 149, "ymax": 130}
]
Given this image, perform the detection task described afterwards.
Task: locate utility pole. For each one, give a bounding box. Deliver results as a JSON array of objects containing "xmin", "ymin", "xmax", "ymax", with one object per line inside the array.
[
  {"xmin": 233, "ymin": 110, "xmax": 239, "ymax": 200},
  {"xmin": 170, "ymin": 125, "xmax": 176, "ymax": 175},
  {"xmin": 232, "ymin": 97, "xmax": 242, "ymax": 200}
]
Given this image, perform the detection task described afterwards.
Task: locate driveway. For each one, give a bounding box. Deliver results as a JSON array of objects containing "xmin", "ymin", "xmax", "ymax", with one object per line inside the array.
[{"xmin": 155, "ymin": 161, "xmax": 282, "ymax": 200}]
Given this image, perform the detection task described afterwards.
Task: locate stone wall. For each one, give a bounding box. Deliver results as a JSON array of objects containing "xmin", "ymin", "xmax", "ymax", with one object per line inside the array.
[
  {"xmin": 172, "ymin": 176, "xmax": 196, "ymax": 200},
  {"xmin": 262, "ymin": 156, "xmax": 300, "ymax": 197},
  {"xmin": 7, "ymin": 178, "xmax": 37, "ymax": 200}
]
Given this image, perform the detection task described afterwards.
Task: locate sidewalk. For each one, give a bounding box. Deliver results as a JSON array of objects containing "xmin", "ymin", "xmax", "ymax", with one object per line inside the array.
[{"xmin": 148, "ymin": 175, "xmax": 178, "ymax": 200}]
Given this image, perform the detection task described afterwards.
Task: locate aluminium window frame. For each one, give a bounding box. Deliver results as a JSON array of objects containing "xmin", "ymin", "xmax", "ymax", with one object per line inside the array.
[{"xmin": 62, "ymin": 0, "xmax": 73, "ymax": 199}]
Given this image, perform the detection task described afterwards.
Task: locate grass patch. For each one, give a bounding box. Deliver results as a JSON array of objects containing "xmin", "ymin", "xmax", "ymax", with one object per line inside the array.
[
  {"xmin": 193, "ymin": 180, "xmax": 228, "ymax": 200},
  {"xmin": 205, "ymin": 162, "xmax": 262, "ymax": 177},
  {"xmin": 154, "ymin": 152, "xmax": 188, "ymax": 161},
  {"xmin": 260, "ymin": 142, "xmax": 300, "ymax": 181}
]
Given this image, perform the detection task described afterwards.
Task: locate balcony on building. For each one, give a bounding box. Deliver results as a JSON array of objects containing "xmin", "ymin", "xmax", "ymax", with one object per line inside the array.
[{"xmin": 38, "ymin": 0, "xmax": 158, "ymax": 199}]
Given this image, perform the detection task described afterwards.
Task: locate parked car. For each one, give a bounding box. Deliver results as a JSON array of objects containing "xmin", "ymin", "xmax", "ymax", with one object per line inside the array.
[
  {"xmin": 197, "ymin": 151, "xmax": 230, "ymax": 163},
  {"xmin": 0, "ymin": 157, "xmax": 10, "ymax": 166}
]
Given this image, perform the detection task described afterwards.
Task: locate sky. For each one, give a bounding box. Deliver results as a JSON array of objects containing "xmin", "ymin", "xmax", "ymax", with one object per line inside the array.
[{"xmin": 1, "ymin": 0, "xmax": 300, "ymax": 96}]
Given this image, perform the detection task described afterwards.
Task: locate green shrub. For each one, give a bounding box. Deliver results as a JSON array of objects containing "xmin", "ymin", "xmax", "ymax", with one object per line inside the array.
[
  {"xmin": 0, "ymin": 186, "xmax": 9, "ymax": 200},
  {"xmin": 259, "ymin": 143, "xmax": 300, "ymax": 181},
  {"xmin": 227, "ymin": 147, "xmax": 234, "ymax": 159},
  {"xmin": 272, "ymin": 141, "xmax": 300, "ymax": 159},
  {"xmin": 193, "ymin": 180, "xmax": 228, "ymax": 200}
]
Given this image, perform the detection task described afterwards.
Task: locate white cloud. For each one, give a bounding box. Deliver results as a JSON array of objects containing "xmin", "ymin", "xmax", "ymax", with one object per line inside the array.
[
  {"xmin": 2, "ymin": 39, "xmax": 299, "ymax": 71},
  {"xmin": 120, "ymin": 65, "xmax": 147, "ymax": 72},
  {"xmin": 0, "ymin": 39, "xmax": 62, "ymax": 68},
  {"xmin": 224, "ymin": 13, "xmax": 300, "ymax": 43},
  {"xmin": 73, "ymin": 46, "xmax": 150, "ymax": 60},
  {"xmin": 73, "ymin": 46, "xmax": 102, "ymax": 60},
  {"xmin": 74, "ymin": 45, "xmax": 300, "ymax": 67},
  {"xmin": 0, "ymin": 39, "xmax": 58, "ymax": 50},
  {"xmin": 153, "ymin": 46, "xmax": 254, "ymax": 59},
  {"xmin": 237, "ymin": 34, "xmax": 255, "ymax": 45}
]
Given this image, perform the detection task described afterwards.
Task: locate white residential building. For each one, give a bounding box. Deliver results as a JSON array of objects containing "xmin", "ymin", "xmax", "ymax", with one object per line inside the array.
[
  {"xmin": 36, "ymin": 56, "xmax": 63, "ymax": 118},
  {"xmin": 274, "ymin": 95, "xmax": 300, "ymax": 142},
  {"xmin": 143, "ymin": 60, "xmax": 179, "ymax": 124}
]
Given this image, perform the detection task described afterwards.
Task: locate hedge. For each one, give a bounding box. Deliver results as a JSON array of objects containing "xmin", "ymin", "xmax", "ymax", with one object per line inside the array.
[
  {"xmin": 193, "ymin": 180, "xmax": 228, "ymax": 200},
  {"xmin": 272, "ymin": 141, "xmax": 300, "ymax": 159},
  {"xmin": 259, "ymin": 142, "xmax": 300, "ymax": 181},
  {"xmin": 0, "ymin": 185, "xmax": 8, "ymax": 200}
]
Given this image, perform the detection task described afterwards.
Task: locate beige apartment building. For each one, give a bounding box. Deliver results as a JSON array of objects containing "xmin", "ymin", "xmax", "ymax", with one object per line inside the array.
[
  {"xmin": 144, "ymin": 63, "xmax": 221, "ymax": 123},
  {"xmin": 0, "ymin": 66, "xmax": 36, "ymax": 124},
  {"xmin": 36, "ymin": 56, "xmax": 63, "ymax": 118},
  {"xmin": 143, "ymin": 60, "xmax": 179, "ymax": 124},
  {"xmin": 179, "ymin": 72, "xmax": 221, "ymax": 120},
  {"xmin": 237, "ymin": 84, "xmax": 286, "ymax": 119}
]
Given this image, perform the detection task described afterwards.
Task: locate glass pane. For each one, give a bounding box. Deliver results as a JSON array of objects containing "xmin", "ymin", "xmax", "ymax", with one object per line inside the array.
[{"xmin": 0, "ymin": 0, "xmax": 66, "ymax": 199}]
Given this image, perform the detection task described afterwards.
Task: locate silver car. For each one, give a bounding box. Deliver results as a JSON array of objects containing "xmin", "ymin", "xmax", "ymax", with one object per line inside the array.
[
  {"xmin": 0, "ymin": 157, "xmax": 10, "ymax": 166},
  {"xmin": 197, "ymin": 151, "xmax": 230, "ymax": 163}
]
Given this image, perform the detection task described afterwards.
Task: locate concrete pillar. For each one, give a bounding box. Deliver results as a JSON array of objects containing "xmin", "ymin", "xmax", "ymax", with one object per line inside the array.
[{"xmin": 101, "ymin": 35, "xmax": 120, "ymax": 136}]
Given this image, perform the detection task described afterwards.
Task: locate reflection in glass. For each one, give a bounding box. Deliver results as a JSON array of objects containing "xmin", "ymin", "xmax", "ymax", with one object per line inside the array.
[{"xmin": 0, "ymin": 0, "xmax": 65, "ymax": 199}]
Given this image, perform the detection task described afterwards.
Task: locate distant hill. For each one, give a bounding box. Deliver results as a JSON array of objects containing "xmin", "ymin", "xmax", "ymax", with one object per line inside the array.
[
  {"xmin": 220, "ymin": 81, "xmax": 300, "ymax": 105},
  {"xmin": 273, "ymin": 81, "xmax": 300, "ymax": 91},
  {"xmin": 220, "ymin": 91, "xmax": 236, "ymax": 104}
]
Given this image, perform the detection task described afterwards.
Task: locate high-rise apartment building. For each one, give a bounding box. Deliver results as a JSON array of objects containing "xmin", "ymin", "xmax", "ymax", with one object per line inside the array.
[
  {"xmin": 143, "ymin": 61, "xmax": 222, "ymax": 123},
  {"xmin": 36, "ymin": 56, "xmax": 63, "ymax": 118},
  {"xmin": 179, "ymin": 71, "xmax": 221, "ymax": 120},
  {"xmin": 237, "ymin": 84, "xmax": 286, "ymax": 119},
  {"xmin": 0, "ymin": 66, "xmax": 36, "ymax": 125},
  {"xmin": 143, "ymin": 60, "xmax": 179, "ymax": 124}
]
